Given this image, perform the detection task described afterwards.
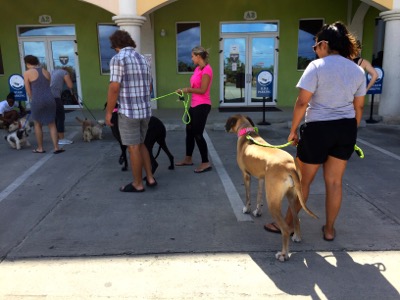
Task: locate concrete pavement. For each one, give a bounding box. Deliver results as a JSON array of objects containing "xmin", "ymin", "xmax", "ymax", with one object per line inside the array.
[{"xmin": 0, "ymin": 106, "xmax": 399, "ymax": 299}]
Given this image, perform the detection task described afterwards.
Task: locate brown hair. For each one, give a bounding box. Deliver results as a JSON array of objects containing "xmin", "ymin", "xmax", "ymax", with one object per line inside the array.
[{"xmin": 109, "ymin": 30, "xmax": 136, "ymax": 50}]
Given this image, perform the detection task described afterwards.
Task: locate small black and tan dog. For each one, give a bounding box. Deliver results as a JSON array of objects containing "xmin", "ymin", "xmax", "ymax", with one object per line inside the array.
[{"xmin": 109, "ymin": 105, "xmax": 174, "ymax": 174}]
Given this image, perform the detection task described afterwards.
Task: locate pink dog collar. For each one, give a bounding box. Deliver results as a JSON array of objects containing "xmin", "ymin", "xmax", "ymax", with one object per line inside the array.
[{"xmin": 237, "ymin": 127, "xmax": 256, "ymax": 137}]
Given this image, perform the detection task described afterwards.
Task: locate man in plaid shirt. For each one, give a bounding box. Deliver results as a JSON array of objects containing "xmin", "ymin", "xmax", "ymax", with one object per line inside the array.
[{"xmin": 105, "ymin": 30, "xmax": 157, "ymax": 192}]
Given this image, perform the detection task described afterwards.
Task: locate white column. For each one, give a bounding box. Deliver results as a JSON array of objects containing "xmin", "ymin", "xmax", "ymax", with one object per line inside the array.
[
  {"xmin": 112, "ymin": 0, "xmax": 146, "ymax": 52},
  {"xmin": 378, "ymin": 9, "xmax": 400, "ymax": 123}
]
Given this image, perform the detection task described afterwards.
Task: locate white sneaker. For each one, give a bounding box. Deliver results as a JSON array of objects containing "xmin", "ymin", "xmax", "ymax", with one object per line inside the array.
[{"xmin": 58, "ymin": 139, "xmax": 73, "ymax": 145}]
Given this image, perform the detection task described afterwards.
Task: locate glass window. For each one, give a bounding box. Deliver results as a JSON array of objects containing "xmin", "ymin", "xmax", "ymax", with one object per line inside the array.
[
  {"xmin": 221, "ymin": 22, "xmax": 278, "ymax": 33},
  {"xmin": 18, "ymin": 26, "xmax": 75, "ymax": 36},
  {"xmin": 297, "ymin": 19, "xmax": 324, "ymax": 70},
  {"xmin": 177, "ymin": 23, "xmax": 200, "ymax": 73},
  {"xmin": 98, "ymin": 24, "xmax": 118, "ymax": 74},
  {"xmin": 0, "ymin": 45, "xmax": 4, "ymax": 75}
]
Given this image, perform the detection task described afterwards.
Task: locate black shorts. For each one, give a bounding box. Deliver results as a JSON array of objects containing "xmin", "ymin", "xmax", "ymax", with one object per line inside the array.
[{"xmin": 297, "ymin": 118, "xmax": 357, "ymax": 164}]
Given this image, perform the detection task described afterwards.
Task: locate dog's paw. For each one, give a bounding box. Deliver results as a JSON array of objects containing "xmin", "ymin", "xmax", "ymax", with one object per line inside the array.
[
  {"xmin": 242, "ymin": 206, "xmax": 251, "ymax": 214},
  {"xmin": 275, "ymin": 252, "xmax": 289, "ymax": 262},
  {"xmin": 252, "ymin": 209, "xmax": 262, "ymax": 217},
  {"xmin": 292, "ymin": 233, "xmax": 301, "ymax": 243}
]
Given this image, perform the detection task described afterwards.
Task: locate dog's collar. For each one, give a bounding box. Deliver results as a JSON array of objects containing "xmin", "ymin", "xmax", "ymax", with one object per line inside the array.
[{"xmin": 237, "ymin": 127, "xmax": 258, "ymax": 137}]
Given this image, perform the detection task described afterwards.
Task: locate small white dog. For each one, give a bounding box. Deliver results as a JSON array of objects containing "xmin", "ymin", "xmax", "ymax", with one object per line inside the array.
[{"xmin": 5, "ymin": 126, "xmax": 31, "ymax": 150}]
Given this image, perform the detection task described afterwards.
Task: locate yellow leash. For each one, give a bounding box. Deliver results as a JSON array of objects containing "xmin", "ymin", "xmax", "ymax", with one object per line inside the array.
[
  {"xmin": 151, "ymin": 91, "xmax": 191, "ymax": 124},
  {"xmin": 245, "ymin": 130, "xmax": 365, "ymax": 158}
]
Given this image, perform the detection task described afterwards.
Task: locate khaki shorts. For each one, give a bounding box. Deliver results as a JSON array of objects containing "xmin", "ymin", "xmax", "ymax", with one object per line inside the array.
[{"xmin": 118, "ymin": 113, "xmax": 149, "ymax": 146}]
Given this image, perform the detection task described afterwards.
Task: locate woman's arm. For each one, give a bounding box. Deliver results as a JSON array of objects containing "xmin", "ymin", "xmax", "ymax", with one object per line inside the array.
[
  {"xmin": 362, "ymin": 59, "xmax": 378, "ymax": 91},
  {"xmin": 353, "ymin": 95, "xmax": 365, "ymax": 126},
  {"xmin": 288, "ymin": 88, "xmax": 313, "ymax": 144},
  {"xmin": 23, "ymin": 71, "xmax": 32, "ymax": 98}
]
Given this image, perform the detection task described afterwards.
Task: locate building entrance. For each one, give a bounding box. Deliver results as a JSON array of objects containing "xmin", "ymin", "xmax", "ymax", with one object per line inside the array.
[
  {"xmin": 18, "ymin": 26, "xmax": 81, "ymax": 108},
  {"xmin": 219, "ymin": 22, "xmax": 279, "ymax": 108}
]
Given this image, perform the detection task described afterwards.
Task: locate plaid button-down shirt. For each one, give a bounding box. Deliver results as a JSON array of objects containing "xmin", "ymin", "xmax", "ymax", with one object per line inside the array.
[{"xmin": 109, "ymin": 47, "xmax": 152, "ymax": 119}]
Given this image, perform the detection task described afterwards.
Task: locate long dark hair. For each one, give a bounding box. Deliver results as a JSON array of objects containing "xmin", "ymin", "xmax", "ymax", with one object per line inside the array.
[{"xmin": 315, "ymin": 21, "xmax": 358, "ymax": 59}]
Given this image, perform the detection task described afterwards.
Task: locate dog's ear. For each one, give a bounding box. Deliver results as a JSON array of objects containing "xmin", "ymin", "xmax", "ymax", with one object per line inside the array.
[
  {"xmin": 246, "ymin": 116, "xmax": 255, "ymax": 127},
  {"xmin": 225, "ymin": 116, "xmax": 238, "ymax": 132}
]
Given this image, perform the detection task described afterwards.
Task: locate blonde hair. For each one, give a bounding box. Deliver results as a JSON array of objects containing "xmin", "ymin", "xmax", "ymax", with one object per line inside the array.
[{"xmin": 192, "ymin": 46, "xmax": 209, "ymax": 64}]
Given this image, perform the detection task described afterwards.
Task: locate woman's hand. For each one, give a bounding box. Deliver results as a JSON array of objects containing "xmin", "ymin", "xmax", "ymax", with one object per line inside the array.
[{"xmin": 288, "ymin": 131, "xmax": 298, "ymax": 146}]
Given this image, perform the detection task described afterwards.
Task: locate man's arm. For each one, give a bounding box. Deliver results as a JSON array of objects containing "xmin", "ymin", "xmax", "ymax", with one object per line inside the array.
[{"xmin": 105, "ymin": 81, "xmax": 120, "ymax": 127}]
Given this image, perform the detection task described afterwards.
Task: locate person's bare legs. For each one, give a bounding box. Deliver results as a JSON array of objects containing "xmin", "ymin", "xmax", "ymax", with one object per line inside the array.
[
  {"xmin": 127, "ymin": 144, "xmax": 145, "ymax": 191},
  {"xmin": 322, "ymin": 156, "xmax": 347, "ymax": 240},
  {"xmin": 34, "ymin": 121, "xmax": 44, "ymax": 152},
  {"xmin": 140, "ymin": 143, "xmax": 156, "ymax": 185},
  {"xmin": 48, "ymin": 122, "xmax": 61, "ymax": 152}
]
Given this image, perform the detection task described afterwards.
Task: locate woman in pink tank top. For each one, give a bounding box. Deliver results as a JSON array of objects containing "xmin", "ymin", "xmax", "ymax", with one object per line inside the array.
[{"xmin": 175, "ymin": 46, "xmax": 213, "ymax": 173}]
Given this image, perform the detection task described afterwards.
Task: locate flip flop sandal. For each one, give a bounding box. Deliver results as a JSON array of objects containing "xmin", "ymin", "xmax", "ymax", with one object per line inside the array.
[
  {"xmin": 32, "ymin": 149, "xmax": 46, "ymax": 154},
  {"xmin": 146, "ymin": 178, "xmax": 158, "ymax": 187},
  {"xmin": 264, "ymin": 222, "xmax": 295, "ymax": 236},
  {"xmin": 322, "ymin": 225, "xmax": 335, "ymax": 241},
  {"xmin": 194, "ymin": 166, "xmax": 212, "ymax": 173},
  {"xmin": 175, "ymin": 162, "xmax": 194, "ymax": 166},
  {"xmin": 264, "ymin": 222, "xmax": 281, "ymax": 234},
  {"xmin": 53, "ymin": 149, "xmax": 65, "ymax": 154},
  {"xmin": 120, "ymin": 183, "xmax": 145, "ymax": 193}
]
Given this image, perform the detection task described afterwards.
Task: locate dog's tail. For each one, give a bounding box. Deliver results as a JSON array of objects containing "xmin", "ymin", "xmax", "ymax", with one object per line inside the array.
[
  {"xmin": 291, "ymin": 163, "xmax": 318, "ymax": 219},
  {"xmin": 154, "ymin": 145, "xmax": 162, "ymax": 159},
  {"xmin": 75, "ymin": 116, "xmax": 85, "ymax": 124}
]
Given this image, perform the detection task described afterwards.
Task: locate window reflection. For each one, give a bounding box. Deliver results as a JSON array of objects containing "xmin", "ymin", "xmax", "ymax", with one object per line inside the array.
[
  {"xmin": 221, "ymin": 22, "xmax": 278, "ymax": 33},
  {"xmin": 177, "ymin": 23, "xmax": 200, "ymax": 73},
  {"xmin": 97, "ymin": 24, "xmax": 118, "ymax": 74},
  {"xmin": 297, "ymin": 19, "xmax": 323, "ymax": 70},
  {"xmin": 19, "ymin": 26, "xmax": 75, "ymax": 36}
]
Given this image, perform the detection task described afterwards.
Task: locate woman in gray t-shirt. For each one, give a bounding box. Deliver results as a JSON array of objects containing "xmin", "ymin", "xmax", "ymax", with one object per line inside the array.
[{"xmin": 264, "ymin": 21, "xmax": 366, "ymax": 242}]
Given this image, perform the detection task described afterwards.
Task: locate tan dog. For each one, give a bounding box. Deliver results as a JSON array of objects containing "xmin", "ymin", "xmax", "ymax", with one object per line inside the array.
[
  {"xmin": 76, "ymin": 117, "xmax": 106, "ymax": 142},
  {"xmin": 225, "ymin": 114, "xmax": 317, "ymax": 262},
  {"xmin": 90, "ymin": 120, "xmax": 105, "ymax": 140}
]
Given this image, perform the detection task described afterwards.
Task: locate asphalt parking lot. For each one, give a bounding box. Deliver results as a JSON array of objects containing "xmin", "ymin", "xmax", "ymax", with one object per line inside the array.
[{"xmin": 0, "ymin": 107, "xmax": 399, "ymax": 299}]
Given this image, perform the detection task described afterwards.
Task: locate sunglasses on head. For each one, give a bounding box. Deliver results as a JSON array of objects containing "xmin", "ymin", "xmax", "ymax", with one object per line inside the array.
[{"xmin": 312, "ymin": 40, "xmax": 328, "ymax": 52}]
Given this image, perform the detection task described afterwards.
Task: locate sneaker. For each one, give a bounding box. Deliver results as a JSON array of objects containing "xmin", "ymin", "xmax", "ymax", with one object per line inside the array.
[{"xmin": 58, "ymin": 139, "xmax": 73, "ymax": 145}]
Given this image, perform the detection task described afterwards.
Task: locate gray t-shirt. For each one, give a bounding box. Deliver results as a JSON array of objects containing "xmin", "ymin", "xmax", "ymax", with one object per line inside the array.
[
  {"xmin": 297, "ymin": 54, "xmax": 366, "ymax": 123},
  {"xmin": 50, "ymin": 69, "xmax": 68, "ymax": 98}
]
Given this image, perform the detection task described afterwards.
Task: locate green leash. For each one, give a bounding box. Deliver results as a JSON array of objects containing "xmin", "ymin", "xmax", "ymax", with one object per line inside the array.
[
  {"xmin": 246, "ymin": 135, "xmax": 293, "ymax": 149},
  {"xmin": 245, "ymin": 130, "xmax": 365, "ymax": 158},
  {"xmin": 151, "ymin": 91, "xmax": 191, "ymax": 125}
]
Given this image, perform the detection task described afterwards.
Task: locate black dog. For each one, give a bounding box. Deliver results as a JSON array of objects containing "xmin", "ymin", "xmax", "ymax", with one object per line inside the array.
[{"xmin": 109, "ymin": 107, "xmax": 174, "ymax": 174}]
